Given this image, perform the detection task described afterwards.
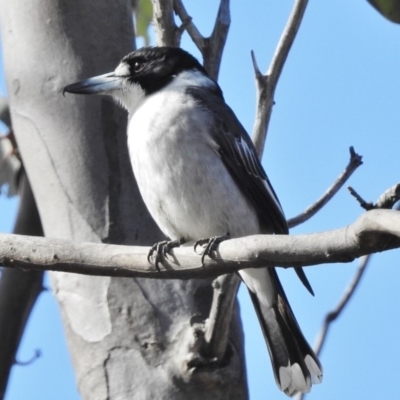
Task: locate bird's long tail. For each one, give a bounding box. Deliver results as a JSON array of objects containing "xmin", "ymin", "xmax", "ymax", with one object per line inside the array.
[{"xmin": 239, "ymin": 267, "xmax": 323, "ymax": 397}]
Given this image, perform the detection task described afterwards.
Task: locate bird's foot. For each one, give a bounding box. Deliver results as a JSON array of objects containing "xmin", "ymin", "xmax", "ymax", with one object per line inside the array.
[
  {"xmin": 147, "ymin": 238, "xmax": 184, "ymax": 271},
  {"xmin": 194, "ymin": 234, "xmax": 230, "ymax": 266}
]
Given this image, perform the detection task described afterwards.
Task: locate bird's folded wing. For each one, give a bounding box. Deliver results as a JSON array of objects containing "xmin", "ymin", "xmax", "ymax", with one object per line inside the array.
[
  {"xmin": 188, "ymin": 86, "xmax": 314, "ymax": 295},
  {"xmin": 188, "ymin": 86, "xmax": 288, "ymax": 235}
]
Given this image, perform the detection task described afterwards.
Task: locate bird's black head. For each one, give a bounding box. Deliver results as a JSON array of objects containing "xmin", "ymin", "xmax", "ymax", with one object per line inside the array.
[
  {"xmin": 63, "ymin": 46, "xmax": 220, "ymax": 113},
  {"xmin": 119, "ymin": 46, "xmax": 209, "ymax": 95}
]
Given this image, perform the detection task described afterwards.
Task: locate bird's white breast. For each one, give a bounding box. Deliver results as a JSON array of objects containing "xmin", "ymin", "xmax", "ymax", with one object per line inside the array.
[{"xmin": 127, "ymin": 72, "xmax": 260, "ymax": 241}]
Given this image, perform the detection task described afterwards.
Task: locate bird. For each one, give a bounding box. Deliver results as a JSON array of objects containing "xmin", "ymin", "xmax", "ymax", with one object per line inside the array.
[{"xmin": 64, "ymin": 46, "xmax": 323, "ymax": 396}]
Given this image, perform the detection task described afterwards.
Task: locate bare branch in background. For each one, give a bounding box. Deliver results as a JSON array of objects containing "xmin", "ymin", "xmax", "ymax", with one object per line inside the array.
[
  {"xmin": 349, "ymin": 183, "xmax": 400, "ymax": 211},
  {"xmin": 348, "ymin": 186, "xmax": 374, "ymax": 210},
  {"xmin": 15, "ymin": 349, "xmax": 42, "ymax": 366},
  {"xmin": 174, "ymin": 0, "xmax": 230, "ymax": 80},
  {"xmin": 173, "ymin": 0, "xmax": 204, "ymax": 49},
  {"xmin": 313, "ymin": 255, "xmax": 371, "ymax": 358},
  {"xmin": 251, "ymin": 0, "xmax": 309, "ymax": 156},
  {"xmin": 151, "ymin": 0, "xmax": 179, "ymax": 46},
  {"xmin": 288, "ymin": 147, "xmax": 363, "ymax": 228},
  {"xmin": 203, "ymin": 0, "xmax": 230, "ymax": 80},
  {"xmin": 1, "ymin": 207, "xmax": 400, "ymax": 279}
]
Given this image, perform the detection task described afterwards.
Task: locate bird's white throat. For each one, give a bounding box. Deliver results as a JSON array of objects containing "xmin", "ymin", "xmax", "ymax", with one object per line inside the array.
[{"xmin": 111, "ymin": 82, "xmax": 146, "ymax": 116}]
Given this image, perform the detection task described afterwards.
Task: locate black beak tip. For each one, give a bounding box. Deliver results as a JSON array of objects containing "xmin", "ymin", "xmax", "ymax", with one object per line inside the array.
[{"xmin": 62, "ymin": 83, "xmax": 76, "ymax": 97}]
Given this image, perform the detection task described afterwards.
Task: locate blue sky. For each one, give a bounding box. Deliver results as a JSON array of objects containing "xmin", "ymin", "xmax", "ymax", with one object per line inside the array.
[{"xmin": 1, "ymin": 1, "xmax": 400, "ymax": 399}]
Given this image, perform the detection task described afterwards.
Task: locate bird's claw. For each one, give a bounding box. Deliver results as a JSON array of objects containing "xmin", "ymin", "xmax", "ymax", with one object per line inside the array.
[
  {"xmin": 194, "ymin": 234, "xmax": 229, "ymax": 266},
  {"xmin": 147, "ymin": 239, "xmax": 183, "ymax": 271}
]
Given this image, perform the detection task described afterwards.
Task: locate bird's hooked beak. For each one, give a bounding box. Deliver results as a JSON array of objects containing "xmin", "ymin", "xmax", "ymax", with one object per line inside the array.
[{"xmin": 63, "ymin": 73, "xmax": 124, "ymax": 96}]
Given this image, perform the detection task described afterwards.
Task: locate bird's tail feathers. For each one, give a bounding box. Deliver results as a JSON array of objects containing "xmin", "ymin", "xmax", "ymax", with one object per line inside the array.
[{"xmin": 247, "ymin": 271, "xmax": 323, "ymax": 397}]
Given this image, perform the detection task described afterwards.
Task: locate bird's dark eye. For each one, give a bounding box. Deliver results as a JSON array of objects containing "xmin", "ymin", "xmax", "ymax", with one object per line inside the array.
[{"xmin": 133, "ymin": 61, "xmax": 144, "ymax": 73}]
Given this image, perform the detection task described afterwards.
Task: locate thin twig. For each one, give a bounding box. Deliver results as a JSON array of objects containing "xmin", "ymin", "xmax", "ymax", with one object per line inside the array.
[
  {"xmin": 15, "ymin": 349, "xmax": 42, "ymax": 366},
  {"xmin": 348, "ymin": 186, "xmax": 374, "ymax": 210},
  {"xmin": 252, "ymin": 0, "xmax": 309, "ymax": 156},
  {"xmin": 315, "ymin": 255, "xmax": 371, "ymax": 358},
  {"xmin": 173, "ymin": 0, "xmax": 205, "ymax": 50},
  {"xmin": 288, "ymin": 147, "xmax": 363, "ymax": 228},
  {"xmin": 173, "ymin": 0, "xmax": 230, "ymax": 80},
  {"xmin": 348, "ymin": 183, "xmax": 400, "ymax": 211}
]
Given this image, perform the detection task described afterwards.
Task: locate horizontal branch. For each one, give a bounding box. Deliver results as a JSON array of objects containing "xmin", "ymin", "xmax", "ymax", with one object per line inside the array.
[{"xmin": 1, "ymin": 209, "xmax": 400, "ymax": 279}]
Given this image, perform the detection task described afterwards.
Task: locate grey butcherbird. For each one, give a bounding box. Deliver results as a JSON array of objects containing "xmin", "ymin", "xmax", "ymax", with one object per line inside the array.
[{"xmin": 64, "ymin": 46, "xmax": 322, "ymax": 396}]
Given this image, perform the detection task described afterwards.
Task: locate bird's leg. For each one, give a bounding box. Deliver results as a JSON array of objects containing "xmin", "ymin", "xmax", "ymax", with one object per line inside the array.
[
  {"xmin": 194, "ymin": 233, "xmax": 230, "ymax": 266},
  {"xmin": 147, "ymin": 238, "xmax": 185, "ymax": 271}
]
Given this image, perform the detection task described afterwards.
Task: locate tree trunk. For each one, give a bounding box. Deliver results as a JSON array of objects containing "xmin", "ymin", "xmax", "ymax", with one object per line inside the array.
[{"xmin": 0, "ymin": 1, "xmax": 247, "ymax": 399}]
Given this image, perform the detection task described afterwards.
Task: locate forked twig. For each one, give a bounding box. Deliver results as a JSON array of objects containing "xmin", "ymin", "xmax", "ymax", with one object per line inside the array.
[
  {"xmin": 173, "ymin": 0, "xmax": 204, "ymax": 50},
  {"xmin": 288, "ymin": 147, "xmax": 363, "ymax": 228},
  {"xmin": 174, "ymin": 0, "xmax": 230, "ymax": 80}
]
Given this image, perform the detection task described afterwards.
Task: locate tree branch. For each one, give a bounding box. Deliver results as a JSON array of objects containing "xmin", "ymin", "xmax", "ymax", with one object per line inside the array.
[
  {"xmin": 251, "ymin": 0, "xmax": 309, "ymax": 156},
  {"xmin": 203, "ymin": 0, "xmax": 230, "ymax": 80},
  {"xmin": 151, "ymin": 0, "xmax": 179, "ymax": 46},
  {"xmin": 174, "ymin": 0, "xmax": 230, "ymax": 80},
  {"xmin": 349, "ymin": 183, "xmax": 400, "ymax": 211},
  {"xmin": 173, "ymin": 0, "xmax": 205, "ymax": 50},
  {"xmin": 314, "ymin": 254, "xmax": 371, "ymax": 359},
  {"xmin": 288, "ymin": 147, "xmax": 363, "ymax": 228},
  {"xmin": 1, "ymin": 208, "xmax": 399, "ymax": 279}
]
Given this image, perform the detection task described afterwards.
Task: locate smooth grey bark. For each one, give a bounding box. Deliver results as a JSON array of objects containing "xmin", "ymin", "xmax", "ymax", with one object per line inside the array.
[
  {"xmin": 1, "ymin": 208, "xmax": 400, "ymax": 278},
  {"xmin": 0, "ymin": 172, "xmax": 43, "ymax": 399},
  {"xmin": 0, "ymin": 1, "xmax": 247, "ymax": 399}
]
